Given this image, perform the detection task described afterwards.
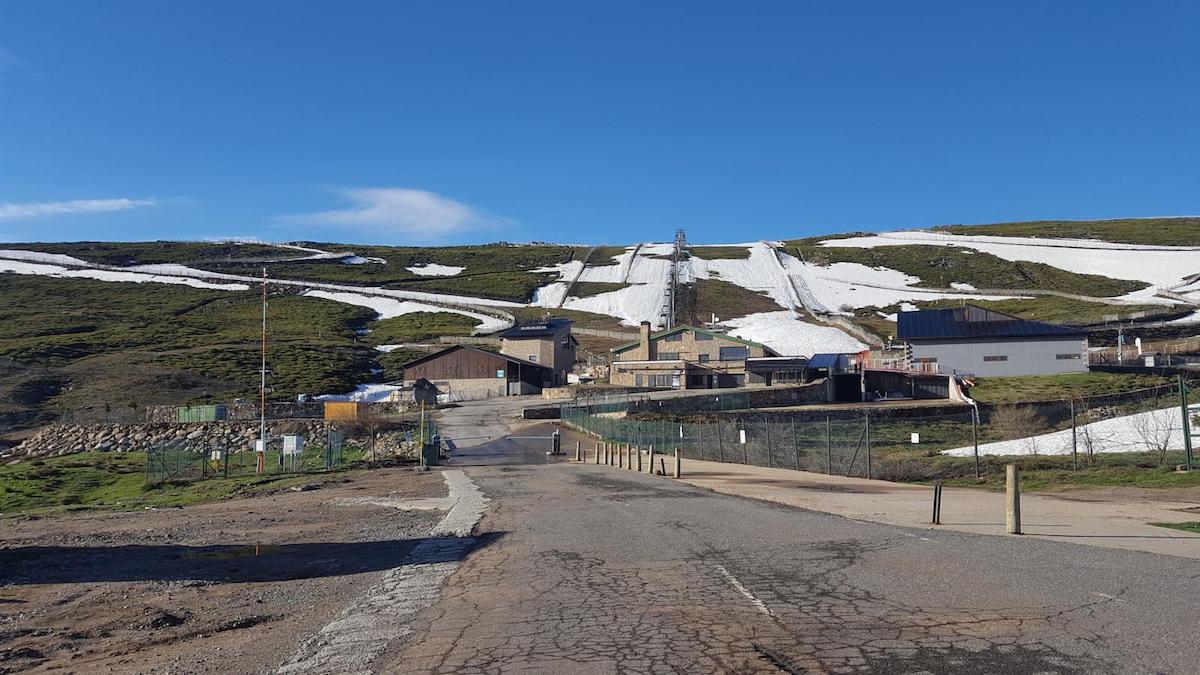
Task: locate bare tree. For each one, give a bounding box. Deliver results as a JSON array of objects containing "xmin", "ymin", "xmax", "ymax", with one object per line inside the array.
[
  {"xmin": 990, "ymin": 404, "xmax": 1047, "ymax": 455},
  {"xmin": 1130, "ymin": 407, "xmax": 1175, "ymax": 465}
]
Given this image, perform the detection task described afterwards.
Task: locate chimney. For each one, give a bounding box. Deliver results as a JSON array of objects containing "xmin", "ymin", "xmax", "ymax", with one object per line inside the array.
[{"xmin": 639, "ymin": 321, "xmax": 652, "ymax": 359}]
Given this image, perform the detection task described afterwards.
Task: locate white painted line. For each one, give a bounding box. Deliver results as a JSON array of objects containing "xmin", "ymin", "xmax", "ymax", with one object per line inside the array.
[
  {"xmin": 714, "ymin": 564, "xmax": 775, "ymax": 618},
  {"xmin": 279, "ymin": 470, "xmax": 490, "ymax": 674}
]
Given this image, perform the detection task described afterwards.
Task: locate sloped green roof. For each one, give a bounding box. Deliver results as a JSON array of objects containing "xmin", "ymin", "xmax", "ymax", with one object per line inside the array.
[{"xmin": 610, "ymin": 324, "xmax": 771, "ymax": 354}]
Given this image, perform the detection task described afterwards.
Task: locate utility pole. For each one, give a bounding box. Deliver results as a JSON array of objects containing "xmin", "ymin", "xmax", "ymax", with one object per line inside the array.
[{"xmin": 258, "ymin": 267, "xmax": 268, "ymax": 473}]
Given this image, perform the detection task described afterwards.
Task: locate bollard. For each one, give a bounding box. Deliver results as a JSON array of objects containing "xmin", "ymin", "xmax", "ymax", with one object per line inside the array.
[
  {"xmin": 1006, "ymin": 464, "xmax": 1021, "ymax": 534},
  {"xmin": 626, "ymin": 445, "xmax": 633, "ymax": 470},
  {"xmin": 647, "ymin": 445, "xmax": 655, "ymax": 474},
  {"xmin": 931, "ymin": 481, "xmax": 942, "ymax": 525},
  {"xmin": 636, "ymin": 445, "xmax": 643, "ymax": 472},
  {"xmin": 594, "ymin": 442, "xmax": 600, "ymax": 465},
  {"xmin": 607, "ymin": 443, "xmax": 612, "ymax": 466},
  {"xmin": 618, "ymin": 444, "xmax": 624, "ymax": 469},
  {"xmin": 575, "ymin": 440, "xmax": 581, "ymax": 462},
  {"xmin": 673, "ymin": 448, "xmax": 681, "ymax": 478},
  {"xmin": 659, "ymin": 457, "xmax": 666, "ymax": 476}
]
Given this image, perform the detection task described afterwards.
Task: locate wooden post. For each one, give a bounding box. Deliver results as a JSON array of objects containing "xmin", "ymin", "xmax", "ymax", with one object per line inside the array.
[
  {"xmin": 717, "ymin": 419, "xmax": 725, "ymax": 462},
  {"xmin": 1006, "ymin": 464, "xmax": 1021, "ymax": 534},
  {"xmin": 673, "ymin": 448, "xmax": 681, "ymax": 478},
  {"xmin": 636, "ymin": 445, "xmax": 643, "ymax": 472},
  {"xmin": 575, "ymin": 440, "xmax": 581, "ymax": 462},
  {"xmin": 594, "ymin": 441, "xmax": 600, "ymax": 465},
  {"xmin": 618, "ymin": 443, "xmax": 624, "ymax": 469},
  {"xmin": 647, "ymin": 445, "xmax": 655, "ymax": 474}
]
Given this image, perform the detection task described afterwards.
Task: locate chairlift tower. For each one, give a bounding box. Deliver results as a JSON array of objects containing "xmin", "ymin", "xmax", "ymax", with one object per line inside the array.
[{"xmin": 666, "ymin": 229, "xmax": 687, "ymax": 329}]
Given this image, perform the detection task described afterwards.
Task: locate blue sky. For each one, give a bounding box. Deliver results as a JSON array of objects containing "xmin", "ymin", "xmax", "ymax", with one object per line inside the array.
[{"xmin": 1, "ymin": 2, "xmax": 1197, "ymax": 245}]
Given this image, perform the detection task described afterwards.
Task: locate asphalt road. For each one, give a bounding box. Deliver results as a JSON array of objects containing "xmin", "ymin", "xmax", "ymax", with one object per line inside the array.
[{"xmin": 382, "ymin": 423, "xmax": 1200, "ymax": 674}]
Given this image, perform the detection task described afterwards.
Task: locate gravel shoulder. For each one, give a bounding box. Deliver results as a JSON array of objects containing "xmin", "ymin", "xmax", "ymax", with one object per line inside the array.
[{"xmin": 0, "ymin": 467, "xmax": 446, "ymax": 674}]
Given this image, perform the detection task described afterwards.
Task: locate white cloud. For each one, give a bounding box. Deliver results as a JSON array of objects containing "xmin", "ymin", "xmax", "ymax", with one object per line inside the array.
[
  {"xmin": 0, "ymin": 198, "xmax": 156, "ymax": 220},
  {"xmin": 280, "ymin": 188, "xmax": 507, "ymax": 239}
]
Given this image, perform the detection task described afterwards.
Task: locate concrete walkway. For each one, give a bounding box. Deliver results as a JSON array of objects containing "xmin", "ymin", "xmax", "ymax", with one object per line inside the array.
[{"xmin": 562, "ymin": 434, "xmax": 1200, "ymax": 560}]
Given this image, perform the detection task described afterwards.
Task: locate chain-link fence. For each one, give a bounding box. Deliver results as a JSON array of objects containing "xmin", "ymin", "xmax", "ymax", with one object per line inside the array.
[
  {"xmin": 561, "ymin": 379, "xmax": 1200, "ymax": 480},
  {"xmin": 146, "ymin": 428, "xmax": 353, "ymax": 485}
]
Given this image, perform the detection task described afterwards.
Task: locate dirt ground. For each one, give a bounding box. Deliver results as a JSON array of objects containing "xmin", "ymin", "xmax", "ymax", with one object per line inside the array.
[{"xmin": 0, "ymin": 467, "xmax": 447, "ymax": 674}]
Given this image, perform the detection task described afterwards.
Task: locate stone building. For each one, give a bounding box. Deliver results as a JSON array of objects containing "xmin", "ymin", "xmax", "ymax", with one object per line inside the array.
[
  {"xmin": 497, "ymin": 318, "xmax": 577, "ymax": 387},
  {"xmin": 609, "ymin": 322, "xmax": 777, "ymax": 389}
]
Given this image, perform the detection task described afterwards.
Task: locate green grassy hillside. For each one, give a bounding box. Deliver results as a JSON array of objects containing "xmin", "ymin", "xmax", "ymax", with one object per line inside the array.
[{"xmin": 933, "ymin": 217, "xmax": 1200, "ymax": 246}]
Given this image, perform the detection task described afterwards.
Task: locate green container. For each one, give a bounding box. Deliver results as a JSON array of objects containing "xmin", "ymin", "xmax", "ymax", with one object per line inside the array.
[{"xmin": 176, "ymin": 404, "xmax": 227, "ymax": 423}]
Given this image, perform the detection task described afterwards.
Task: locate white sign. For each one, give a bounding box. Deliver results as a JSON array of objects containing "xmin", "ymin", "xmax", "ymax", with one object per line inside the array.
[
  {"xmin": 679, "ymin": 425, "xmax": 684, "ymax": 439},
  {"xmin": 254, "ymin": 439, "xmax": 267, "ymax": 454},
  {"xmin": 910, "ymin": 432, "xmax": 920, "ymax": 444},
  {"xmin": 739, "ymin": 429, "xmax": 746, "ymax": 444},
  {"xmin": 282, "ymin": 435, "xmax": 304, "ymax": 455}
]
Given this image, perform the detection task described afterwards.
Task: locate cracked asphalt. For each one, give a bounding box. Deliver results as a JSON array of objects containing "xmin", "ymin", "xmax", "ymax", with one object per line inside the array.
[{"xmin": 378, "ymin": 424, "xmax": 1200, "ymax": 674}]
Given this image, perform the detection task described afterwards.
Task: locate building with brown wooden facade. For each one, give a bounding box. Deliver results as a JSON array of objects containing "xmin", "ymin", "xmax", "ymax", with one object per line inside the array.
[{"xmin": 398, "ymin": 345, "xmax": 553, "ymax": 400}]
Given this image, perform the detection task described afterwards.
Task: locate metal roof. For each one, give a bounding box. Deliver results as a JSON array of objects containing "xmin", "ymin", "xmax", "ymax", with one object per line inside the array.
[
  {"xmin": 807, "ymin": 353, "xmax": 848, "ymax": 369},
  {"xmin": 398, "ymin": 345, "xmax": 551, "ymax": 372},
  {"xmin": 897, "ymin": 306, "xmax": 1084, "ymax": 340},
  {"xmin": 496, "ymin": 318, "xmax": 573, "ymax": 339}
]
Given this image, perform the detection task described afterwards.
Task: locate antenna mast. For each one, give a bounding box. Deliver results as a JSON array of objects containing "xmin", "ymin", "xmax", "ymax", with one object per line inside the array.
[{"xmin": 258, "ymin": 267, "xmax": 268, "ymax": 473}]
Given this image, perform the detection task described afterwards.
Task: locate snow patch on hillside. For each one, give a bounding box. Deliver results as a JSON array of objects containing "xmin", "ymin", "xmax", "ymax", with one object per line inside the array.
[
  {"xmin": 942, "ymin": 404, "xmax": 1200, "ymax": 457},
  {"xmin": 721, "ymin": 311, "xmax": 867, "ymax": 356},
  {"xmin": 822, "ymin": 231, "xmax": 1200, "ymax": 294},
  {"xmin": 406, "ymin": 263, "xmax": 465, "ymax": 276},
  {"xmin": 316, "ymin": 383, "xmax": 406, "ymax": 403},
  {"xmin": 302, "ymin": 290, "xmax": 503, "ymax": 332},
  {"xmin": 0, "ymin": 258, "xmax": 251, "ymax": 291}
]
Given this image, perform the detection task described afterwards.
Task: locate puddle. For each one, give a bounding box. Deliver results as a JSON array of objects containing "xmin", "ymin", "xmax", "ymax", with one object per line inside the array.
[{"xmin": 182, "ymin": 544, "xmax": 282, "ymax": 560}]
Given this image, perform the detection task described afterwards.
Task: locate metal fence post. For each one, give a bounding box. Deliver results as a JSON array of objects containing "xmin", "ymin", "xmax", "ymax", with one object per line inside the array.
[
  {"xmin": 717, "ymin": 418, "xmax": 725, "ymax": 462},
  {"xmin": 1181, "ymin": 375, "xmax": 1194, "ymax": 471},
  {"xmin": 825, "ymin": 416, "xmax": 832, "ymax": 475},
  {"xmin": 1070, "ymin": 398, "xmax": 1078, "ymax": 472},
  {"xmin": 765, "ymin": 417, "xmax": 773, "ymax": 468},
  {"xmin": 865, "ymin": 412, "xmax": 872, "ymax": 480},
  {"xmin": 972, "ymin": 406, "xmax": 981, "ymax": 479},
  {"xmin": 792, "ymin": 417, "xmax": 800, "ymax": 471}
]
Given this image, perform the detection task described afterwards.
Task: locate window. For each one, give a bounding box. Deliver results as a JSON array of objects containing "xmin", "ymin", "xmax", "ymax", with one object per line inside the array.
[
  {"xmin": 982, "ymin": 355, "xmax": 1008, "ymax": 362},
  {"xmin": 1056, "ymin": 353, "xmax": 1082, "ymax": 360},
  {"xmin": 656, "ymin": 352, "xmax": 679, "ymax": 361},
  {"xmin": 528, "ymin": 355, "xmax": 538, "ymax": 363},
  {"xmin": 695, "ymin": 332, "xmax": 713, "ymax": 341},
  {"xmin": 719, "ymin": 346, "xmax": 749, "ymax": 361},
  {"xmin": 662, "ymin": 333, "xmax": 683, "ymax": 342},
  {"xmin": 650, "ymin": 374, "xmax": 675, "ymax": 387},
  {"xmin": 698, "ymin": 354, "xmax": 710, "ymax": 363}
]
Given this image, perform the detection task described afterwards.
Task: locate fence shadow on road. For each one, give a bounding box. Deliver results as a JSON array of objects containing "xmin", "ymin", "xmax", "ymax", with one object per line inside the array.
[{"xmin": 0, "ymin": 532, "xmax": 506, "ymax": 585}]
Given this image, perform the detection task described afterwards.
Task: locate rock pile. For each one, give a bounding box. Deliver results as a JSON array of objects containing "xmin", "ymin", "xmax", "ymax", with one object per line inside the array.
[{"xmin": 10, "ymin": 420, "xmax": 329, "ymax": 459}]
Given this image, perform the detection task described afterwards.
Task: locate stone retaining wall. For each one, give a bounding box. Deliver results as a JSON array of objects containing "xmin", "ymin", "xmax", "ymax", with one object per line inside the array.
[{"xmin": 11, "ymin": 420, "xmax": 329, "ymax": 459}]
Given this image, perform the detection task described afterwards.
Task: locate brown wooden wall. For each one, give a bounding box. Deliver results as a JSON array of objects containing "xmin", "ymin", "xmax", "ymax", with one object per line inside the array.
[{"xmin": 406, "ymin": 348, "xmax": 511, "ymax": 381}]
